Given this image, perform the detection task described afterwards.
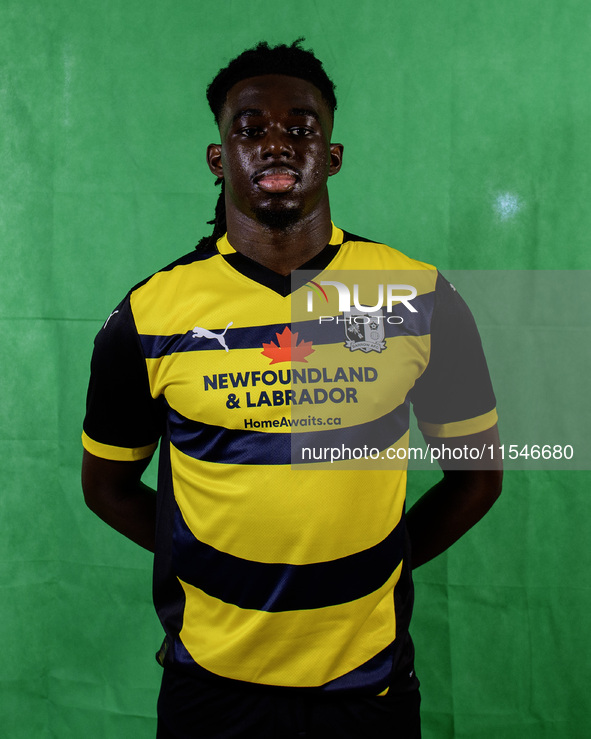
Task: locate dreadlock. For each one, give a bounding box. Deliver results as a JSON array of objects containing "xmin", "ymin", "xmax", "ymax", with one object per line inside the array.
[{"xmin": 195, "ymin": 39, "xmax": 337, "ymax": 252}]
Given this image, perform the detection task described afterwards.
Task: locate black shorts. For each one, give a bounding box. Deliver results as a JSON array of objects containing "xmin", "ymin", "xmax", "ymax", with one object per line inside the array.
[{"xmin": 157, "ymin": 668, "xmax": 421, "ymax": 739}]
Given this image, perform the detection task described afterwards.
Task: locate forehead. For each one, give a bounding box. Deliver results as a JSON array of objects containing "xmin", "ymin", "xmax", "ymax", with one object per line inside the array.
[{"xmin": 219, "ymin": 74, "xmax": 333, "ymax": 134}]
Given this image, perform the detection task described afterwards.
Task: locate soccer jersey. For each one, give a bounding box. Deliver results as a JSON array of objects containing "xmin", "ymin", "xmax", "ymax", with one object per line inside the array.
[{"xmin": 82, "ymin": 224, "xmax": 497, "ymax": 694}]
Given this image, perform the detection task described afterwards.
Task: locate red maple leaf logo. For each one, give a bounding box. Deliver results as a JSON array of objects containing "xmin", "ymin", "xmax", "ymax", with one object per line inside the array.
[{"xmin": 261, "ymin": 326, "xmax": 314, "ymax": 364}]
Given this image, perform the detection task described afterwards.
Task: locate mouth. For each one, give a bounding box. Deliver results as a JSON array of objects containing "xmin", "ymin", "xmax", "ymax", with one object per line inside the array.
[{"xmin": 253, "ymin": 166, "xmax": 299, "ymax": 193}]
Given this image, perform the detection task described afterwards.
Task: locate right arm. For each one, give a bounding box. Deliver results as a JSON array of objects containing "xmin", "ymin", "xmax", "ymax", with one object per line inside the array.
[
  {"xmin": 82, "ymin": 450, "xmax": 157, "ymax": 552},
  {"xmin": 82, "ymin": 295, "xmax": 163, "ymax": 552}
]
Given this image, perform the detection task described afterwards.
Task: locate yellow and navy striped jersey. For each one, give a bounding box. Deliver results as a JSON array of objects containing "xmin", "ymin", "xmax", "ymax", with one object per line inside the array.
[{"xmin": 82, "ymin": 224, "xmax": 496, "ymax": 694}]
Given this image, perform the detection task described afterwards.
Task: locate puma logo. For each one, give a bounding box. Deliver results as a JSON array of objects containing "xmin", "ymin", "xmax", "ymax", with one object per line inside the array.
[{"xmin": 192, "ymin": 322, "xmax": 233, "ymax": 352}]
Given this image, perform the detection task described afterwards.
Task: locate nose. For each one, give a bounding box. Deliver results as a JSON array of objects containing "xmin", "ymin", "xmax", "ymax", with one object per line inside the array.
[{"xmin": 261, "ymin": 128, "xmax": 293, "ymax": 159}]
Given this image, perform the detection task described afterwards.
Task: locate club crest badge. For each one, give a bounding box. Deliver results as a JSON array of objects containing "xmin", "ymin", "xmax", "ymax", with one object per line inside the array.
[{"xmin": 343, "ymin": 308, "xmax": 386, "ymax": 353}]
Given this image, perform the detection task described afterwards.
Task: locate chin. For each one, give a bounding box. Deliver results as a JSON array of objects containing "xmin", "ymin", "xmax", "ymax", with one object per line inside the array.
[{"xmin": 252, "ymin": 206, "xmax": 302, "ymax": 231}]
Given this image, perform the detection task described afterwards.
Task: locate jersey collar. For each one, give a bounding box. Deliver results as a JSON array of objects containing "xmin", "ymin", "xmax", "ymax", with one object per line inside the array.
[{"xmin": 216, "ymin": 223, "xmax": 344, "ymax": 297}]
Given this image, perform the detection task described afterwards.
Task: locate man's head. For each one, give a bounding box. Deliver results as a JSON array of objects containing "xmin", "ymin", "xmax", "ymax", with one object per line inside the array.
[
  {"xmin": 206, "ymin": 40, "xmax": 337, "ymax": 126},
  {"xmin": 197, "ymin": 40, "xmax": 342, "ymax": 249}
]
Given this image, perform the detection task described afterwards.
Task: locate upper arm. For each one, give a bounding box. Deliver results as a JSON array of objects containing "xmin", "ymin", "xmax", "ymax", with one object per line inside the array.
[
  {"xmin": 422, "ymin": 424, "xmax": 503, "ymax": 501},
  {"xmin": 81, "ymin": 448, "xmax": 157, "ymax": 551},
  {"xmin": 81, "ymin": 449, "xmax": 153, "ymax": 505}
]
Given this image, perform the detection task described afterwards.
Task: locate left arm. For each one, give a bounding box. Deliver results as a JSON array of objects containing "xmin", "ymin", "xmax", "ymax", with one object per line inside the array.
[{"xmin": 406, "ymin": 425, "xmax": 503, "ymax": 569}]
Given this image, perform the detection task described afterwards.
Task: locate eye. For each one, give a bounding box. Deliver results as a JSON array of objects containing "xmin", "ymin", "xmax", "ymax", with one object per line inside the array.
[
  {"xmin": 289, "ymin": 126, "xmax": 313, "ymax": 137},
  {"xmin": 239, "ymin": 126, "xmax": 263, "ymax": 138}
]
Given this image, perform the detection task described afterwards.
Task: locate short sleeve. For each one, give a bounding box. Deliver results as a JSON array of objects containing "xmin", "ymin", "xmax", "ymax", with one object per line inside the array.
[
  {"xmin": 411, "ymin": 273, "xmax": 497, "ymax": 438},
  {"xmin": 82, "ymin": 295, "xmax": 165, "ymax": 461}
]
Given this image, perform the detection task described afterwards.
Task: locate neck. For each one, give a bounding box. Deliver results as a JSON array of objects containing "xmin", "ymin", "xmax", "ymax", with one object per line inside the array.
[{"xmin": 225, "ymin": 200, "xmax": 333, "ymax": 276}]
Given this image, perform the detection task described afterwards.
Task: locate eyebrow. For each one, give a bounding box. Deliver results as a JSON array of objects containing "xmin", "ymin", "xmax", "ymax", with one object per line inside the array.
[
  {"xmin": 232, "ymin": 108, "xmax": 264, "ymax": 122},
  {"xmin": 231, "ymin": 107, "xmax": 321, "ymax": 123},
  {"xmin": 289, "ymin": 108, "xmax": 320, "ymax": 122}
]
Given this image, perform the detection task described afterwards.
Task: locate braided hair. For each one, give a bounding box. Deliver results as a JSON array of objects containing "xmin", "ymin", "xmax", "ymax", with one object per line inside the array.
[{"xmin": 195, "ymin": 40, "xmax": 337, "ymax": 252}]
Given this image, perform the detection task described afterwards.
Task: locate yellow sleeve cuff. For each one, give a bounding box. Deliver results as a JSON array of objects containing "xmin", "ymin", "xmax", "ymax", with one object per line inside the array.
[
  {"xmin": 418, "ymin": 408, "xmax": 498, "ymax": 439},
  {"xmin": 81, "ymin": 430, "xmax": 158, "ymax": 461}
]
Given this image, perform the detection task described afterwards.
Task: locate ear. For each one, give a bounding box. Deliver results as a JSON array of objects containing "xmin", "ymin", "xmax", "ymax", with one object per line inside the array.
[
  {"xmin": 328, "ymin": 143, "xmax": 344, "ymax": 177},
  {"xmin": 207, "ymin": 144, "xmax": 224, "ymax": 178}
]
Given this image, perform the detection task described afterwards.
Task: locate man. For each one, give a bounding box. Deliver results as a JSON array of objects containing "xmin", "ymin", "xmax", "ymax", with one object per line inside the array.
[{"xmin": 82, "ymin": 41, "xmax": 502, "ymax": 738}]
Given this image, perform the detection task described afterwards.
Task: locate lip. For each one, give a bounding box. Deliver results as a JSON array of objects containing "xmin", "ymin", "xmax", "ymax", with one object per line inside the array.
[{"xmin": 253, "ymin": 166, "xmax": 300, "ymax": 193}]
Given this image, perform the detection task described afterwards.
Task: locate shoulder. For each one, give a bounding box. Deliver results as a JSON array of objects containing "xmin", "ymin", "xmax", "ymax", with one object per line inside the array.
[
  {"xmin": 123, "ymin": 245, "xmax": 223, "ymax": 333},
  {"xmin": 333, "ymin": 227, "xmax": 439, "ymax": 301},
  {"xmin": 336, "ymin": 227, "xmax": 437, "ymax": 273},
  {"xmin": 128, "ymin": 244, "xmax": 219, "ymax": 300}
]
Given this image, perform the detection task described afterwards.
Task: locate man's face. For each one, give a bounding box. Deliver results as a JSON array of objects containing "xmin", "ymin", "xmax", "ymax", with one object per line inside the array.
[{"xmin": 207, "ymin": 74, "xmax": 343, "ymax": 229}]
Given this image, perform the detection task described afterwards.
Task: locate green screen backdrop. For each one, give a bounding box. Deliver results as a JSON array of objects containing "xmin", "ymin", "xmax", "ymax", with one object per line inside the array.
[{"xmin": 2, "ymin": 1, "xmax": 590, "ymax": 737}]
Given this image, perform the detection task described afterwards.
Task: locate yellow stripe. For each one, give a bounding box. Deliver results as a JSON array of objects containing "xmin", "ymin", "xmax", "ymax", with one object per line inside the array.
[
  {"xmin": 171, "ymin": 446, "xmax": 406, "ymax": 563},
  {"xmin": 132, "ymin": 259, "xmax": 292, "ymax": 335},
  {"xmin": 418, "ymin": 408, "xmax": 498, "ymax": 438},
  {"xmin": 178, "ymin": 562, "xmax": 401, "ymax": 687},
  {"xmin": 332, "ymin": 242, "xmax": 437, "ymax": 280},
  {"xmin": 81, "ymin": 431, "xmax": 157, "ymax": 461}
]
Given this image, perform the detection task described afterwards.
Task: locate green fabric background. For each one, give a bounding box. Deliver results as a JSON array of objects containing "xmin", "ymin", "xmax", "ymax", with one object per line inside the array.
[{"xmin": 2, "ymin": 0, "xmax": 590, "ymax": 736}]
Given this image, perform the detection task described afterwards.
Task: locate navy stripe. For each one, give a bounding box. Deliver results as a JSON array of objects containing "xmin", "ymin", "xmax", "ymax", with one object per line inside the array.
[
  {"xmin": 170, "ymin": 408, "xmax": 290, "ymax": 465},
  {"xmin": 141, "ymin": 332, "xmax": 192, "ymax": 358},
  {"xmin": 139, "ymin": 292, "xmax": 434, "ymax": 359},
  {"xmin": 140, "ymin": 321, "xmax": 316, "ymax": 359},
  {"xmin": 173, "ymin": 508, "xmax": 405, "ymax": 612},
  {"xmin": 169, "ymin": 401, "xmax": 410, "ymax": 466},
  {"xmin": 390, "ymin": 290, "xmax": 433, "ymax": 337}
]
